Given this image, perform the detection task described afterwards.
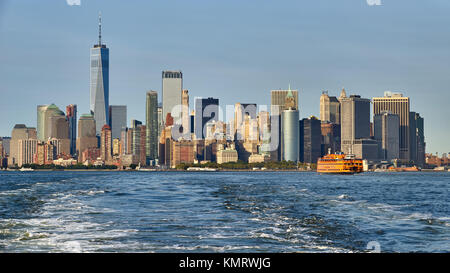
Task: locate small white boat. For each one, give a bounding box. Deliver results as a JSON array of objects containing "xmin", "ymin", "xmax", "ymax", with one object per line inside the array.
[
  {"xmin": 19, "ymin": 167, "xmax": 34, "ymax": 172},
  {"xmin": 186, "ymin": 167, "xmax": 217, "ymax": 172},
  {"xmin": 137, "ymin": 168, "xmax": 157, "ymax": 172}
]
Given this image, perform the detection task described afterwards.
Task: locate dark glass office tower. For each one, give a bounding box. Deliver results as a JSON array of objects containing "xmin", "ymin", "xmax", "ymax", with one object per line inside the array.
[
  {"xmin": 146, "ymin": 91, "xmax": 158, "ymax": 160},
  {"xmin": 66, "ymin": 104, "xmax": 77, "ymax": 156},
  {"xmin": 109, "ymin": 105, "xmax": 127, "ymax": 140},
  {"xmin": 194, "ymin": 97, "xmax": 219, "ymax": 139}
]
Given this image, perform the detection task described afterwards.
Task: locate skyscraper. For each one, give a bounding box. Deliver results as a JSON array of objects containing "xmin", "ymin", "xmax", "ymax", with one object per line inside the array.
[
  {"xmin": 90, "ymin": 14, "xmax": 109, "ymax": 135},
  {"xmin": 47, "ymin": 114, "xmax": 71, "ymax": 157},
  {"xmin": 374, "ymin": 111, "xmax": 400, "ymax": 161},
  {"xmin": 100, "ymin": 124, "xmax": 112, "ymax": 163},
  {"xmin": 130, "ymin": 122, "xmax": 146, "ymax": 166},
  {"xmin": 414, "ymin": 113, "xmax": 426, "ymax": 167},
  {"xmin": 194, "ymin": 97, "xmax": 219, "ymax": 140},
  {"xmin": 9, "ymin": 124, "xmax": 37, "ymax": 167},
  {"xmin": 182, "ymin": 89, "xmax": 190, "ymax": 135},
  {"xmin": 408, "ymin": 112, "xmax": 426, "ymax": 166},
  {"xmin": 271, "ymin": 86, "xmax": 299, "ymax": 161},
  {"xmin": 76, "ymin": 114, "xmax": 98, "ymax": 162},
  {"xmin": 146, "ymin": 91, "xmax": 158, "ymax": 160},
  {"xmin": 341, "ymin": 95, "xmax": 378, "ymax": 160},
  {"xmin": 66, "ymin": 104, "xmax": 77, "ymax": 156},
  {"xmin": 409, "ymin": 111, "xmax": 417, "ymax": 164},
  {"xmin": 282, "ymin": 109, "xmax": 299, "ymax": 162},
  {"xmin": 281, "ymin": 89, "xmax": 299, "ymax": 162},
  {"xmin": 320, "ymin": 91, "xmax": 340, "ymax": 124},
  {"xmin": 341, "ymin": 95, "xmax": 371, "ymax": 142},
  {"xmin": 162, "ymin": 71, "xmax": 182, "ymax": 126},
  {"xmin": 320, "ymin": 122, "xmax": 341, "ymax": 155},
  {"xmin": 373, "ymin": 92, "xmax": 410, "ymax": 162},
  {"xmin": 109, "ymin": 105, "xmax": 127, "ymax": 140},
  {"xmin": 300, "ymin": 116, "xmax": 322, "ymax": 164},
  {"xmin": 37, "ymin": 104, "xmax": 65, "ymax": 141},
  {"xmin": 271, "ymin": 89, "xmax": 299, "ymax": 113}
]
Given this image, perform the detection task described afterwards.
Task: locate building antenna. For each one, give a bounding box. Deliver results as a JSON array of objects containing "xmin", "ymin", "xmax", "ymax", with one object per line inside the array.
[{"xmin": 98, "ymin": 12, "xmax": 102, "ymax": 46}]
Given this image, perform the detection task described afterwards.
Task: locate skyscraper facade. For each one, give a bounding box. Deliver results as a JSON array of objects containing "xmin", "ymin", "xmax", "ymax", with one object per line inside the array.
[
  {"xmin": 340, "ymin": 95, "xmax": 378, "ymax": 160},
  {"xmin": 182, "ymin": 89, "xmax": 190, "ymax": 135},
  {"xmin": 281, "ymin": 89, "xmax": 299, "ymax": 162},
  {"xmin": 373, "ymin": 92, "xmax": 410, "ymax": 162},
  {"xmin": 320, "ymin": 91, "xmax": 340, "ymax": 124},
  {"xmin": 194, "ymin": 97, "xmax": 219, "ymax": 140},
  {"xmin": 300, "ymin": 116, "xmax": 322, "ymax": 164},
  {"xmin": 341, "ymin": 95, "xmax": 371, "ymax": 142},
  {"xmin": 9, "ymin": 124, "xmax": 37, "ymax": 167},
  {"xmin": 374, "ymin": 111, "xmax": 400, "ymax": 161},
  {"xmin": 271, "ymin": 89, "xmax": 299, "ymax": 113},
  {"xmin": 162, "ymin": 71, "xmax": 182, "ymax": 126},
  {"xmin": 66, "ymin": 104, "xmax": 77, "ymax": 156},
  {"xmin": 100, "ymin": 124, "xmax": 112, "ymax": 163},
  {"xmin": 271, "ymin": 87, "xmax": 299, "ymax": 161},
  {"xmin": 414, "ymin": 113, "xmax": 426, "ymax": 167},
  {"xmin": 281, "ymin": 109, "xmax": 299, "ymax": 162},
  {"xmin": 146, "ymin": 91, "xmax": 158, "ymax": 160},
  {"xmin": 17, "ymin": 139, "xmax": 38, "ymax": 167},
  {"xmin": 408, "ymin": 112, "xmax": 426, "ymax": 166},
  {"xmin": 320, "ymin": 122, "xmax": 341, "ymax": 155},
  {"xmin": 76, "ymin": 114, "xmax": 98, "ymax": 162},
  {"xmin": 37, "ymin": 104, "xmax": 65, "ymax": 142},
  {"xmin": 129, "ymin": 120, "xmax": 146, "ymax": 166},
  {"xmin": 90, "ymin": 15, "xmax": 109, "ymax": 135},
  {"xmin": 109, "ymin": 105, "xmax": 127, "ymax": 140},
  {"xmin": 409, "ymin": 111, "xmax": 417, "ymax": 164}
]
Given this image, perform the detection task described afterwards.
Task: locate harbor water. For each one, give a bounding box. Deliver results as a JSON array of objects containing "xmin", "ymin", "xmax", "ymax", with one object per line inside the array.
[{"xmin": 0, "ymin": 171, "xmax": 448, "ymax": 252}]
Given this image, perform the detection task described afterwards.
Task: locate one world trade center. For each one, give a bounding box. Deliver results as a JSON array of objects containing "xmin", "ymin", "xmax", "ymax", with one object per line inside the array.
[{"xmin": 90, "ymin": 13, "xmax": 109, "ymax": 136}]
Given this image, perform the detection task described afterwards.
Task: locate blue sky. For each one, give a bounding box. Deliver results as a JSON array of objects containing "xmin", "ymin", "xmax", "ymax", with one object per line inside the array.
[{"xmin": 0, "ymin": 0, "xmax": 449, "ymax": 154}]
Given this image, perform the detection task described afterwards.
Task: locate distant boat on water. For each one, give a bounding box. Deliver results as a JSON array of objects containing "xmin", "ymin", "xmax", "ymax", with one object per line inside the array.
[
  {"xmin": 388, "ymin": 166, "xmax": 420, "ymax": 172},
  {"xmin": 19, "ymin": 167, "xmax": 34, "ymax": 172},
  {"xmin": 136, "ymin": 163, "xmax": 157, "ymax": 171},
  {"xmin": 186, "ymin": 167, "xmax": 217, "ymax": 172}
]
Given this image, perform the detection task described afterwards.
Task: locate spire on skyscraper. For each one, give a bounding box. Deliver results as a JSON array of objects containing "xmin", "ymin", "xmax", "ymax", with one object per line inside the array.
[
  {"xmin": 285, "ymin": 84, "xmax": 296, "ymax": 110},
  {"xmin": 98, "ymin": 12, "xmax": 102, "ymax": 46},
  {"xmin": 339, "ymin": 87, "xmax": 347, "ymax": 100}
]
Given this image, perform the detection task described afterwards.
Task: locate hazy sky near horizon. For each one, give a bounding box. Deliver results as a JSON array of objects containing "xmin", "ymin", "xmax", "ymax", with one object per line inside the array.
[{"xmin": 0, "ymin": 0, "xmax": 449, "ymax": 154}]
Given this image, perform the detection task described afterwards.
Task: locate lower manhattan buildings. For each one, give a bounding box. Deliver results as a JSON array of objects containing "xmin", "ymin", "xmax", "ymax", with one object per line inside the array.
[{"xmin": 3, "ymin": 17, "xmax": 428, "ymax": 170}]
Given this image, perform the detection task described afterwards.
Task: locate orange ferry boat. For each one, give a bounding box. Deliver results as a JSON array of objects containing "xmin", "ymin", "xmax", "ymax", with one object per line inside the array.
[
  {"xmin": 387, "ymin": 166, "xmax": 420, "ymax": 172},
  {"xmin": 317, "ymin": 152, "xmax": 364, "ymax": 174}
]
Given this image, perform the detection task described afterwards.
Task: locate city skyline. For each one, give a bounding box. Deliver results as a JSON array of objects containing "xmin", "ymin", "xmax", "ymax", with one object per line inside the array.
[{"xmin": 0, "ymin": 1, "xmax": 449, "ymax": 154}]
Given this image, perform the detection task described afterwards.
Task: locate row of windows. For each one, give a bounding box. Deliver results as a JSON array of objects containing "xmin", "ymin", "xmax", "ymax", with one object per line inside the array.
[{"xmin": 163, "ymin": 72, "xmax": 182, "ymax": 79}]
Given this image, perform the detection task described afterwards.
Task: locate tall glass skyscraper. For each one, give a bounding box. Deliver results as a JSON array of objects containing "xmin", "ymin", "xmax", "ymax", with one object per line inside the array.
[
  {"xmin": 109, "ymin": 105, "xmax": 127, "ymax": 140},
  {"xmin": 146, "ymin": 91, "xmax": 158, "ymax": 160},
  {"xmin": 66, "ymin": 104, "xmax": 77, "ymax": 156},
  {"xmin": 90, "ymin": 14, "xmax": 109, "ymax": 136},
  {"xmin": 194, "ymin": 97, "xmax": 219, "ymax": 140}
]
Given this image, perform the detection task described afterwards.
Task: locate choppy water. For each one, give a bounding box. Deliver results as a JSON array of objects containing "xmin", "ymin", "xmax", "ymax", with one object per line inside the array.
[{"xmin": 0, "ymin": 171, "xmax": 448, "ymax": 253}]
